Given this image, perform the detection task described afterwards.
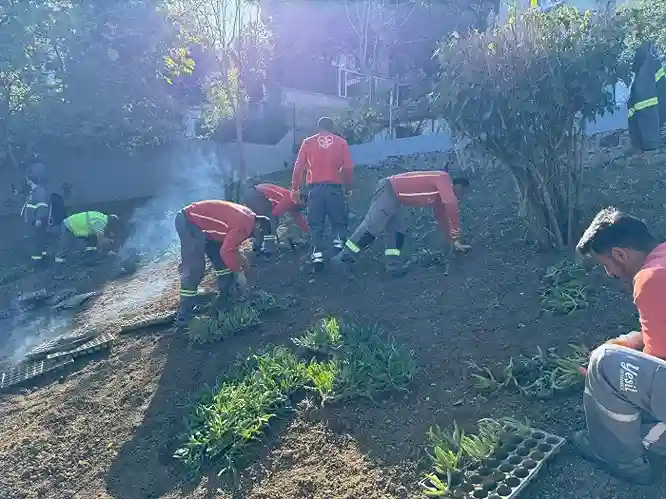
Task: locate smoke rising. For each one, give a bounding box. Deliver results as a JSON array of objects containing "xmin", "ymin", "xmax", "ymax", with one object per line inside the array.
[{"xmin": 118, "ymin": 140, "xmax": 234, "ymax": 263}]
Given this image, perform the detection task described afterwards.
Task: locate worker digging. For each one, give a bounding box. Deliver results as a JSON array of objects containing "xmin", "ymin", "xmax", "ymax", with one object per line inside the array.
[
  {"xmin": 331, "ymin": 170, "xmax": 471, "ymax": 277},
  {"xmin": 574, "ymin": 207, "xmax": 666, "ymax": 486},
  {"xmin": 54, "ymin": 211, "xmax": 120, "ymax": 277},
  {"xmin": 174, "ymin": 199, "xmax": 271, "ymax": 331},
  {"xmin": 243, "ymin": 181, "xmax": 309, "ymax": 254},
  {"xmin": 291, "ymin": 116, "xmax": 353, "ymax": 271}
]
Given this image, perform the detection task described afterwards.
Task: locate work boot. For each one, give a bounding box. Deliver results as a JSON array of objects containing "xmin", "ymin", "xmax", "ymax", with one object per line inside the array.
[
  {"xmin": 333, "ymin": 236, "xmax": 344, "ymax": 252},
  {"xmin": 572, "ymin": 430, "xmax": 654, "ymax": 485},
  {"xmin": 176, "ymin": 297, "xmax": 197, "ymax": 333},
  {"xmin": 311, "ymin": 251, "xmax": 324, "ymax": 272}
]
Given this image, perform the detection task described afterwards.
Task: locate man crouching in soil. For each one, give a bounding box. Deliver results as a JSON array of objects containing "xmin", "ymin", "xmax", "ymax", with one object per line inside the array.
[
  {"xmin": 574, "ymin": 207, "xmax": 666, "ymax": 485},
  {"xmin": 332, "ymin": 170, "xmax": 471, "ymax": 277},
  {"xmin": 175, "ymin": 200, "xmax": 271, "ymax": 331}
]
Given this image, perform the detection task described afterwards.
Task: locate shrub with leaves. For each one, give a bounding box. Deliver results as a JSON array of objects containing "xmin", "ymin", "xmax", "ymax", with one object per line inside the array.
[
  {"xmin": 540, "ymin": 258, "xmax": 589, "ymax": 314},
  {"xmin": 434, "ymin": 6, "xmax": 629, "ymax": 249}
]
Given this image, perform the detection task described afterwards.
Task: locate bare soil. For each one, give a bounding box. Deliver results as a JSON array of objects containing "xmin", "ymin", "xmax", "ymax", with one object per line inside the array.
[{"xmin": 1, "ymin": 146, "xmax": 666, "ymax": 499}]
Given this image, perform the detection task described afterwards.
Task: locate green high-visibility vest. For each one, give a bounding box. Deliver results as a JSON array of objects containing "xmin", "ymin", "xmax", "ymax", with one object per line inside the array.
[{"xmin": 65, "ymin": 211, "xmax": 108, "ymax": 237}]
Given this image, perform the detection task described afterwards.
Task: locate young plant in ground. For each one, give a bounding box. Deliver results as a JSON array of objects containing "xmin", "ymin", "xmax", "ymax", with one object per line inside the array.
[
  {"xmin": 333, "ymin": 321, "xmax": 416, "ymax": 402},
  {"xmin": 305, "ymin": 359, "xmax": 339, "ymax": 403},
  {"xmin": 460, "ymin": 433, "xmax": 495, "ymax": 461},
  {"xmin": 250, "ymin": 290, "xmax": 294, "ymax": 314},
  {"xmin": 465, "ymin": 359, "xmax": 503, "ymax": 392},
  {"xmin": 540, "ymin": 259, "xmax": 589, "ymax": 314},
  {"xmin": 187, "ymin": 304, "xmax": 262, "ymax": 343},
  {"xmin": 174, "ymin": 346, "xmax": 308, "ymax": 477},
  {"xmin": 291, "ymin": 316, "xmax": 343, "ymax": 354}
]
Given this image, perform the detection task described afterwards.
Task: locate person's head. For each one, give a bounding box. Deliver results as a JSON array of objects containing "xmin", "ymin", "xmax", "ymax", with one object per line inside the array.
[
  {"xmin": 452, "ymin": 177, "xmax": 470, "ymax": 199},
  {"xmin": 576, "ymin": 207, "xmax": 657, "ymax": 284},
  {"xmin": 105, "ymin": 214, "xmax": 120, "ymax": 239},
  {"xmin": 317, "ymin": 117, "xmax": 334, "ymax": 133},
  {"xmin": 26, "ymin": 162, "xmax": 46, "ymax": 186},
  {"xmin": 253, "ymin": 215, "xmax": 272, "ymax": 239}
]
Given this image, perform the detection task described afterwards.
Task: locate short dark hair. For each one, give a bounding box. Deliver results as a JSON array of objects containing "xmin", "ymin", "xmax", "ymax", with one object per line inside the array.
[
  {"xmin": 576, "ymin": 207, "xmax": 655, "ymax": 255},
  {"xmin": 317, "ymin": 117, "xmax": 334, "ymax": 132},
  {"xmin": 453, "ymin": 177, "xmax": 470, "ymax": 188}
]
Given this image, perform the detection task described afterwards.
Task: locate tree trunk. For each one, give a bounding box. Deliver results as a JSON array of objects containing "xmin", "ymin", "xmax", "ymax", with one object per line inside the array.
[{"xmin": 234, "ymin": 104, "xmax": 246, "ymax": 203}]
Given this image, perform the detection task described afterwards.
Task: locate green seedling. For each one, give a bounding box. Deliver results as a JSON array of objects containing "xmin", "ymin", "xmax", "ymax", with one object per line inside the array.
[
  {"xmin": 422, "ymin": 472, "xmax": 449, "ymax": 496},
  {"xmin": 477, "ymin": 418, "xmax": 503, "ymax": 447},
  {"xmin": 466, "ymin": 359, "xmax": 502, "ymax": 392},
  {"xmin": 305, "ymin": 359, "xmax": 339, "ymax": 403},
  {"xmin": 460, "ymin": 433, "xmax": 495, "ymax": 461},
  {"xmin": 500, "ymin": 416, "xmax": 532, "ymax": 437},
  {"xmin": 291, "ymin": 316, "xmax": 343, "ymax": 354},
  {"xmin": 428, "ymin": 423, "xmax": 464, "ymax": 453},
  {"xmin": 541, "ymin": 260, "xmax": 589, "ymax": 314}
]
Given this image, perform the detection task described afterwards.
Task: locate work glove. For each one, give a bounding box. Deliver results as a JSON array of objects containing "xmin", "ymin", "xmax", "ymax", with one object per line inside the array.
[
  {"xmin": 453, "ymin": 240, "xmax": 471, "ymax": 252},
  {"xmin": 290, "ymin": 189, "xmax": 300, "ymax": 204},
  {"xmin": 34, "ymin": 219, "xmax": 42, "ymax": 228}
]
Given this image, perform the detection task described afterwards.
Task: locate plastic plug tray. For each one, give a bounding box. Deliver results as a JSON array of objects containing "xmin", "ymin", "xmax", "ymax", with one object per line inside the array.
[
  {"xmin": 449, "ymin": 428, "xmax": 565, "ymax": 499},
  {"xmin": 25, "ymin": 331, "xmax": 98, "ymax": 361},
  {"xmin": 119, "ymin": 311, "xmax": 176, "ymax": 334},
  {"xmin": 45, "ymin": 331, "xmax": 115, "ymax": 360},
  {"xmin": 0, "ymin": 357, "xmax": 74, "ymax": 391}
]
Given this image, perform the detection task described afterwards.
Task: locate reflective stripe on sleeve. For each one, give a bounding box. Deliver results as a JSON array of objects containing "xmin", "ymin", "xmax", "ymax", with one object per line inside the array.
[
  {"xmin": 345, "ymin": 240, "xmax": 360, "ymax": 253},
  {"xmin": 384, "ymin": 248, "xmax": 400, "ymax": 256}
]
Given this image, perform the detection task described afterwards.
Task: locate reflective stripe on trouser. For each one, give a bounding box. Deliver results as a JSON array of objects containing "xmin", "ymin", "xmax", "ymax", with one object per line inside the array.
[
  {"xmin": 343, "ymin": 178, "xmax": 402, "ymax": 258},
  {"xmin": 29, "ymin": 221, "xmax": 48, "ymax": 261},
  {"xmin": 627, "ymin": 97, "xmax": 659, "ymax": 118},
  {"xmin": 307, "ymin": 183, "xmax": 348, "ymax": 256},
  {"xmin": 584, "ymin": 343, "xmax": 666, "ymax": 463},
  {"xmin": 55, "ymin": 223, "xmax": 81, "ymax": 263}
]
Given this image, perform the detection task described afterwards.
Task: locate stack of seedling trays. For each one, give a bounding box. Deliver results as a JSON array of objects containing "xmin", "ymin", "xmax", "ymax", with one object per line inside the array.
[
  {"xmin": 423, "ymin": 419, "xmax": 565, "ymax": 499},
  {"xmin": 0, "ymin": 330, "xmax": 115, "ymax": 392}
]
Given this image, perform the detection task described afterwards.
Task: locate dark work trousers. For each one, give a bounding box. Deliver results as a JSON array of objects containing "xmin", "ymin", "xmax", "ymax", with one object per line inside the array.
[
  {"xmin": 345, "ymin": 178, "xmax": 404, "ymax": 256},
  {"xmin": 29, "ymin": 222, "xmax": 49, "ymax": 263},
  {"xmin": 175, "ymin": 210, "xmax": 235, "ymax": 325},
  {"xmin": 584, "ymin": 343, "xmax": 666, "ymax": 464},
  {"xmin": 243, "ymin": 187, "xmax": 278, "ymax": 252},
  {"xmin": 307, "ymin": 183, "xmax": 348, "ymax": 264},
  {"xmin": 54, "ymin": 224, "xmax": 100, "ymax": 269}
]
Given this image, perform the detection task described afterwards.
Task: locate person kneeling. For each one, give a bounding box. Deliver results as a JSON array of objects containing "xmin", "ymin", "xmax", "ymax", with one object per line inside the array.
[{"xmin": 575, "ymin": 207, "xmax": 666, "ymax": 485}]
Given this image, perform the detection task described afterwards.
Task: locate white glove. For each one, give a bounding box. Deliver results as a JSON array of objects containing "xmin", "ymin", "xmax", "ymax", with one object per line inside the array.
[{"xmin": 34, "ymin": 219, "xmax": 42, "ymax": 228}]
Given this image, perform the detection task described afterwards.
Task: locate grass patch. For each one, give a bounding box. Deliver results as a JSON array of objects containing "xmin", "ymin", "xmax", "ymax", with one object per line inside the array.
[
  {"xmin": 466, "ymin": 344, "xmax": 589, "ymax": 399},
  {"xmin": 187, "ymin": 304, "xmax": 262, "ymax": 343},
  {"xmin": 540, "ymin": 259, "xmax": 589, "ymax": 314},
  {"xmin": 176, "ymin": 316, "xmax": 416, "ymax": 477}
]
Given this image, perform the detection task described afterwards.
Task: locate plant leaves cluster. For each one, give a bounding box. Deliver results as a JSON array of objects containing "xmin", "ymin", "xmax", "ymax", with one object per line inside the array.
[
  {"xmin": 176, "ymin": 317, "xmax": 416, "ymax": 477},
  {"xmin": 539, "ymin": 259, "xmax": 589, "ymax": 314},
  {"xmin": 466, "ymin": 344, "xmax": 589, "ymax": 399}
]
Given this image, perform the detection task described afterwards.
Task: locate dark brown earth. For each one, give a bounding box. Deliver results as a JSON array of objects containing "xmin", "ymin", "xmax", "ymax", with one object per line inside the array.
[{"xmin": 1, "ymin": 144, "xmax": 666, "ymax": 499}]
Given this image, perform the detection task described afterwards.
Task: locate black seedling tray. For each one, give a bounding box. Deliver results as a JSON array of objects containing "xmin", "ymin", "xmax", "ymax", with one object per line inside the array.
[
  {"xmin": 449, "ymin": 428, "xmax": 565, "ymax": 499},
  {"xmin": 119, "ymin": 311, "xmax": 176, "ymax": 334},
  {"xmin": 46, "ymin": 331, "xmax": 115, "ymax": 360},
  {"xmin": 0, "ymin": 357, "xmax": 74, "ymax": 391},
  {"xmin": 52, "ymin": 291, "xmax": 99, "ymax": 311}
]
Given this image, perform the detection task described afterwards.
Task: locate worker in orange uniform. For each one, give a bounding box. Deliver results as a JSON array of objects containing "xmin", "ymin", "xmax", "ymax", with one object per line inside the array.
[
  {"xmin": 174, "ymin": 200, "xmax": 272, "ymax": 329},
  {"xmin": 291, "ymin": 117, "xmax": 353, "ymax": 271},
  {"xmin": 573, "ymin": 207, "xmax": 666, "ymax": 485},
  {"xmin": 331, "ymin": 171, "xmax": 471, "ymax": 276},
  {"xmin": 244, "ymin": 182, "xmax": 309, "ymax": 254}
]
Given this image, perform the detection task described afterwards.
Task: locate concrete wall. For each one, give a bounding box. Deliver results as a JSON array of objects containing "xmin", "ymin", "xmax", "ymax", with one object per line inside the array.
[{"xmin": 0, "ymin": 131, "xmax": 295, "ymax": 211}]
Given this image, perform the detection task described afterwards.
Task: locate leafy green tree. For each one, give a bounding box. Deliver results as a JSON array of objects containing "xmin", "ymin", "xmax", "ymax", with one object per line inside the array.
[
  {"xmin": 434, "ymin": 6, "xmax": 629, "ymax": 248},
  {"xmin": 166, "ymin": 0, "xmax": 272, "ymax": 200}
]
